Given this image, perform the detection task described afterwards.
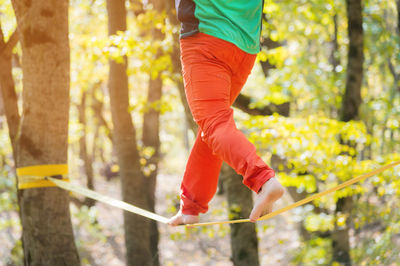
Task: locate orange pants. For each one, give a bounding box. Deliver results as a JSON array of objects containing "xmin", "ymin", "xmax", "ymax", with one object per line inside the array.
[{"xmin": 179, "ymin": 33, "xmax": 275, "ymax": 215}]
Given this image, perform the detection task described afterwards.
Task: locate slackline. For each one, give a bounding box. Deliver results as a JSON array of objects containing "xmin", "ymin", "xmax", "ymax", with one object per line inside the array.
[{"xmin": 19, "ymin": 160, "xmax": 400, "ymax": 227}]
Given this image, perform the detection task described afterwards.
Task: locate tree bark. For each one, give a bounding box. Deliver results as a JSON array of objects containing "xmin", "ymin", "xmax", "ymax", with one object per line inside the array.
[
  {"xmin": 142, "ymin": 75, "xmax": 161, "ymax": 266},
  {"xmin": 333, "ymin": 0, "xmax": 364, "ymax": 264},
  {"xmin": 221, "ymin": 164, "xmax": 259, "ymax": 266},
  {"xmin": 340, "ymin": 0, "xmax": 364, "ymax": 123},
  {"xmin": 142, "ymin": 0, "xmax": 165, "ymax": 264},
  {"xmin": 10, "ymin": 0, "xmax": 80, "ymax": 265},
  {"xmin": 106, "ymin": 0, "xmax": 152, "ymax": 265},
  {"xmin": 78, "ymin": 90, "xmax": 95, "ymax": 207}
]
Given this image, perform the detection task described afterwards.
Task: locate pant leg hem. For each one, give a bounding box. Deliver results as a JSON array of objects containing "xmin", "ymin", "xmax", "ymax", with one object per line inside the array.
[
  {"xmin": 180, "ymin": 194, "xmax": 208, "ymax": 216},
  {"xmin": 244, "ymin": 169, "xmax": 275, "ymax": 193}
]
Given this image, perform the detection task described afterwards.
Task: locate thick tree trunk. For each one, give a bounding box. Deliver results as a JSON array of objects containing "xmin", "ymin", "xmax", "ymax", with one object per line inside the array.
[
  {"xmin": 106, "ymin": 0, "xmax": 152, "ymax": 265},
  {"xmin": 333, "ymin": 0, "xmax": 364, "ymax": 265},
  {"xmin": 221, "ymin": 164, "xmax": 259, "ymax": 266},
  {"xmin": 10, "ymin": 0, "xmax": 80, "ymax": 265}
]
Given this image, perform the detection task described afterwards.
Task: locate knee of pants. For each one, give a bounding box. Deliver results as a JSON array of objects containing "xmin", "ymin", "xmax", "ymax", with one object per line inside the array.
[{"xmin": 197, "ymin": 109, "xmax": 235, "ymax": 147}]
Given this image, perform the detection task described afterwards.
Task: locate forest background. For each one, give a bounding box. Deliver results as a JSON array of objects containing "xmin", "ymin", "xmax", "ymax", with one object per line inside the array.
[{"xmin": 0, "ymin": 0, "xmax": 400, "ymax": 265}]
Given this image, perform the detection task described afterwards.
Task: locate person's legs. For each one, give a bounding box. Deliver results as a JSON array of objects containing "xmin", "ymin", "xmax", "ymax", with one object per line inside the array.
[
  {"xmin": 179, "ymin": 128, "xmax": 223, "ymax": 215},
  {"xmin": 182, "ymin": 38, "xmax": 275, "ymax": 193},
  {"xmin": 169, "ymin": 33, "xmax": 230, "ymax": 225},
  {"xmin": 169, "ymin": 33, "xmax": 282, "ymax": 226},
  {"xmin": 168, "ymin": 129, "xmax": 222, "ymax": 225}
]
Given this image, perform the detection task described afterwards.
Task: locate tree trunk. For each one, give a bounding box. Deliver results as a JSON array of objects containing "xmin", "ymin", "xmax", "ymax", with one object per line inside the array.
[
  {"xmin": 142, "ymin": 75, "xmax": 161, "ymax": 266},
  {"xmin": 340, "ymin": 0, "xmax": 363, "ymax": 123},
  {"xmin": 78, "ymin": 90, "xmax": 95, "ymax": 207},
  {"xmin": 11, "ymin": 0, "xmax": 80, "ymax": 265},
  {"xmin": 329, "ymin": 14, "xmax": 340, "ymax": 72},
  {"xmin": 221, "ymin": 164, "xmax": 259, "ymax": 266},
  {"xmin": 106, "ymin": 0, "xmax": 152, "ymax": 265},
  {"xmin": 333, "ymin": 0, "xmax": 364, "ymax": 264},
  {"xmin": 142, "ymin": 1, "xmax": 165, "ymax": 264},
  {"xmin": 0, "ymin": 26, "xmax": 20, "ymax": 156}
]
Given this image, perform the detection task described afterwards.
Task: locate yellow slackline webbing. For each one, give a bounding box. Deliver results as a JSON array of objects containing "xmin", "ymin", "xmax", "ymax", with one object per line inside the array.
[
  {"xmin": 47, "ymin": 177, "xmax": 170, "ymax": 224},
  {"xmin": 16, "ymin": 161, "xmax": 400, "ymax": 227},
  {"xmin": 16, "ymin": 164, "xmax": 170, "ymax": 224},
  {"xmin": 185, "ymin": 160, "xmax": 400, "ymax": 228}
]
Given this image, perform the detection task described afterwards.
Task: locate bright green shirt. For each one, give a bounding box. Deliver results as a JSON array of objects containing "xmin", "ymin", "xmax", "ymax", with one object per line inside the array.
[{"xmin": 192, "ymin": 0, "xmax": 263, "ymax": 54}]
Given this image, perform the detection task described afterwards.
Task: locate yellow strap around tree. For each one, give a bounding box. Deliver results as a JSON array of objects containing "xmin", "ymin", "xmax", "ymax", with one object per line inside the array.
[
  {"xmin": 17, "ymin": 164, "xmax": 69, "ymax": 189},
  {"xmin": 185, "ymin": 160, "xmax": 400, "ymax": 227}
]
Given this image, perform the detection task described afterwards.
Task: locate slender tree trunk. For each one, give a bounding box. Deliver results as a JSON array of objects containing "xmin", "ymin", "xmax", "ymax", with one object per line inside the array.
[
  {"xmin": 106, "ymin": 0, "xmax": 152, "ymax": 265},
  {"xmin": 329, "ymin": 14, "xmax": 340, "ymax": 72},
  {"xmin": 332, "ymin": 0, "xmax": 364, "ymax": 265},
  {"xmin": 340, "ymin": 0, "xmax": 363, "ymax": 123},
  {"xmin": 91, "ymin": 82, "xmax": 113, "ymax": 142},
  {"xmin": 78, "ymin": 90, "xmax": 95, "ymax": 207},
  {"xmin": 0, "ymin": 26, "xmax": 20, "ymax": 156},
  {"xmin": 221, "ymin": 164, "xmax": 259, "ymax": 266},
  {"xmin": 10, "ymin": 0, "xmax": 80, "ymax": 265},
  {"xmin": 142, "ymin": 74, "xmax": 161, "ymax": 266},
  {"xmin": 142, "ymin": 1, "xmax": 165, "ymax": 263}
]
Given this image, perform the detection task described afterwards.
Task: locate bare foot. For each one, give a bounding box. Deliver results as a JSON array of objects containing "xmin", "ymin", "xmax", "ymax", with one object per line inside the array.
[
  {"xmin": 249, "ymin": 177, "xmax": 284, "ymax": 222},
  {"xmin": 168, "ymin": 210, "xmax": 199, "ymax": 226}
]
